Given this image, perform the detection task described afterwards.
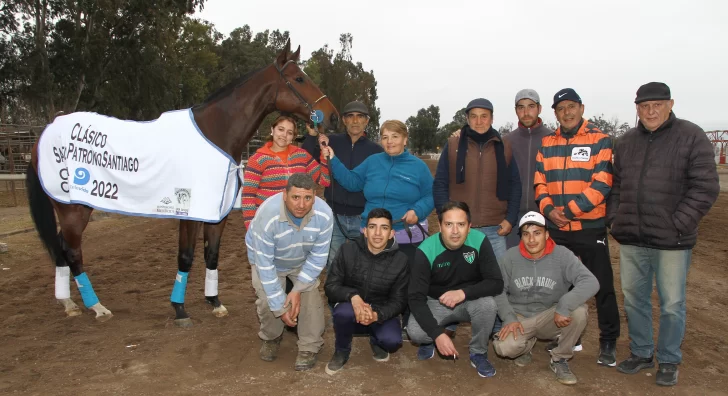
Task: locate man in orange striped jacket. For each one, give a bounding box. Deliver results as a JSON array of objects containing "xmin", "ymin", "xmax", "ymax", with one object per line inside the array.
[{"xmin": 534, "ymin": 88, "xmax": 620, "ymax": 368}]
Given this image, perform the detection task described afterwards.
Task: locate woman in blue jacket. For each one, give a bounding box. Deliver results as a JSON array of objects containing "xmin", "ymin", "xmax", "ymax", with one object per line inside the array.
[{"xmin": 322, "ymin": 120, "xmax": 435, "ymax": 262}]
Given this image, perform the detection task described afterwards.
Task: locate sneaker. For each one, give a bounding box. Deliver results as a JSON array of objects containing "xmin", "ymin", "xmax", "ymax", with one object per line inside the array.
[
  {"xmin": 656, "ymin": 363, "xmax": 679, "ymax": 386},
  {"xmin": 469, "ymin": 353, "xmax": 496, "ymax": 378},
  {"xmin": 546, "ymin": 336, "xmax": 582, "ymax": 352},
  {"xmin": 616, "ymin": 354, "xmax": 655, "ymax": 374},
  {"xmin": 417, "ymin": 343, "xmax": 436, "ymax": 360},
  {"xmin": 324, "ymin": 349, "xmax": 350, "ymax": 375},
  {"xmin": 514, "ymin": 351, "xmax": 532, "ymax": 367},
  {"xmin": 259, "ymin": 335, "xmax": 283, "ymax": 362},
  {"xmin": 550, "ymin": 359, "xmax": 578, "ymax": 385},
  {"xmin": 597, "ymin": 340, "xmax": 617, "ymax": 367},
  {"xmin": 294, "ymin": 351, "xmax": 318, "ymax": 371},
  {"xmin": 371, "ymin": 342, "xmax": 390, "ymax": 362}
]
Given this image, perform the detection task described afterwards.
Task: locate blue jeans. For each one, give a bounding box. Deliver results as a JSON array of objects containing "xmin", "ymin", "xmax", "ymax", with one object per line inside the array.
[
  {"xmin": 327, "ymin": 214, "xmax": 362, "ymax": 270},
  {"xmin": 620, "ymin": 244, "xmax": 692, "ymax": 364},
  {"xmin": 476, "ymin": 226, "xmax": 507, "ymax": 263},
  {"xmin": 333, "ymin": 303, "xmax": 402, "ymax": 352},
  {"xmin": 475, "ymin": 226, "xmax": 507, "ymax": 334}
]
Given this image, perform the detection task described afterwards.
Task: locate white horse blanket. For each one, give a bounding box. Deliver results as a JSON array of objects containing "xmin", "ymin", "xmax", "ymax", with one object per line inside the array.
[{"xmin": 37, "ymin": 109, "xmax": 240, "ymax": 222}]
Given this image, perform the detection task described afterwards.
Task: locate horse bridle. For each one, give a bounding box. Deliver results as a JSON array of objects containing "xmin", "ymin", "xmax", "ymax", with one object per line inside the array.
[{"xmin": 274, "ymin": 60, "xmax": 327, "ymax": 123}]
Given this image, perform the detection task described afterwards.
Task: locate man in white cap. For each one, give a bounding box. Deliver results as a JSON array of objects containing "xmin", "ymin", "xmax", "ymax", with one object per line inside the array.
[
  {"xmin": 503, "ymin": 89, "xmax": 553, "ymax": 249},
  {"xmin": 492, "ymin": 211, "xmax": 599, "ymax": 385}
]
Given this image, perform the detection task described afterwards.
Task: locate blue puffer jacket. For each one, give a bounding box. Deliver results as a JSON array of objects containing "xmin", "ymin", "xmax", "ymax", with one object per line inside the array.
[{"xmin": 330, "ymin": 149, "xmax": 434, "ymax": 230}]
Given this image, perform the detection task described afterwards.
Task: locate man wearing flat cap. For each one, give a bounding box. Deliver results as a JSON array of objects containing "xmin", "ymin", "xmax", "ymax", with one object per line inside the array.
[
  {"xmin": 534, "ymin": 88, "xmax": 621, "ymax": 367},
  {"xmin": 302, "ymin": 101, "xmax": 383, "ymax": 272},
  {"xmin": 607, "ymin": 82, "xmax": 719, "ymax": 386}
]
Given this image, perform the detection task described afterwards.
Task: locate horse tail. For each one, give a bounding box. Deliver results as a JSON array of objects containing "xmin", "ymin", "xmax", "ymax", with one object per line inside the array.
[{"xmin": 26, "ymin": 164, "xmax": 63, "ymax": 265}]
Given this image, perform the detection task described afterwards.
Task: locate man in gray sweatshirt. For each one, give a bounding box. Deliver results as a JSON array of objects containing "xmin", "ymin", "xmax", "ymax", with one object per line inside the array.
[
  {"xmin": 492, "ymin": 211, "xmax": 599, "ymax": 385},
  {"xmin": 503, "ymin": 89, "xmax": 553, "ymax": 249}
]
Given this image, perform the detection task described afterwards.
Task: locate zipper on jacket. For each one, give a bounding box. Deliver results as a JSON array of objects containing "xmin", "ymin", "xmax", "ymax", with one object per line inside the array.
[
  {"xmin": 636, "ymin": 134, "xmax": 654, "ymax": 242},
  {"xmin": 478, "ymin": 143, "xmax": 484, "ymax": 218},
  {"xmin": 382, "ymin": 155, "xmax": 394, "ymax": 209},
  {"xmin": 527, "ymin": 129, "xmax": 533, "ymax": 211}
]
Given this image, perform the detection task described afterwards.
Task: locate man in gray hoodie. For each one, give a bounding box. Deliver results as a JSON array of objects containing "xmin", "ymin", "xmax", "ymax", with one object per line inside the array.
[
  {"xmin": 503, "ymin": 89, "xmax": 553, "ymax": 249},
  {"xmin": 492, "ymin": 211, "xmax": 599, "ymax": 385}
]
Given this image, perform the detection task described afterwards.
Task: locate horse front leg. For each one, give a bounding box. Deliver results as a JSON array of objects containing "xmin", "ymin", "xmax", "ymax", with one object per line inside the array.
[
  {"xmin": 203, "ymin": 217, "xmax": 229, "ymax": 318},
  {"xmin": 171, "ymin": 219, "xmax": 201, "ymax": 327},
  {"xmin": 57, "ymin": 204, "xmax": 113, "ymax": 322}
]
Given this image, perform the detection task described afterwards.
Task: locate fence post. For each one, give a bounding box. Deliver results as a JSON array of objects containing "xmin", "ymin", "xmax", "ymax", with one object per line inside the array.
[{"xmin": 7, "ymin": 136, "xmax": 16, "ymax": 206}]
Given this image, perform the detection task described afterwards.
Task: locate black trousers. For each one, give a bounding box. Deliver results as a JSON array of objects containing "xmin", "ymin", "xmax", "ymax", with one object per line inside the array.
[
  {"xmin": 549, "ymin": 228, "xmax": 620, "ymax": 342},
  {"xmin": 398, "ymin": 243, "xmax": 419, "ymax": 328}
]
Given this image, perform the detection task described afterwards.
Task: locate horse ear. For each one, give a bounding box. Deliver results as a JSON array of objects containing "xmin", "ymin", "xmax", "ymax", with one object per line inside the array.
[
  {"xmin": 276, "ymin": 40, "xmax": 291, "ymax": 67},
  {"xmin": 290, "ymin": 45, "xmax": 301, "ymax": 62}
]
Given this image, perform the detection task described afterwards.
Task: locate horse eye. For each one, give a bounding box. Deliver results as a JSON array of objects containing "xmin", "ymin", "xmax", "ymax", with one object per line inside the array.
[{"xmin": 295, "ymin": 76, "xmax": 304, "ymax": 83}]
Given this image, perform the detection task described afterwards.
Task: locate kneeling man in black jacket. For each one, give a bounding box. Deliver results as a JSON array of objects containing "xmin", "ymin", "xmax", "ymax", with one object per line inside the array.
[{"xmin": 324, "ymin": 208, "xmax": 409, "ymax": 375}]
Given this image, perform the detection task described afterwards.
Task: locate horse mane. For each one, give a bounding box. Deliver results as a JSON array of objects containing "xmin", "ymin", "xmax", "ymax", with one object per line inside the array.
[{"xmin": 199, "ymin": 65, "xmax": 269, "ymax": 105}]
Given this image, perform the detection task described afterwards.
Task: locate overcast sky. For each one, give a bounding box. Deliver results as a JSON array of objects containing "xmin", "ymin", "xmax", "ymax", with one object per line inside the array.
[{"xmin": 199, "ymin": 0, "xmax": 727, "ymax": 131}]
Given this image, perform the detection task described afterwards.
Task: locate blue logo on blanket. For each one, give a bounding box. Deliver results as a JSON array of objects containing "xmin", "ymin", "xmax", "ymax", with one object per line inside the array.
[{"xmin": 74, "ymin": 167, "xmax": 91, "ymax": 185}]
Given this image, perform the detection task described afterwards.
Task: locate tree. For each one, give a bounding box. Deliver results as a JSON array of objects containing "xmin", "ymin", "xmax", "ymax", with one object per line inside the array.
[
  {"xmin": 499, "ymin": 122, "xmax": 514, "ymax": 136},
  {"xmin": 435, "ymin": 107, "xmax": 466, "ymax": 150},
  {"xmin": 588, "ymin": 114, "xmax": 630, "ymax": 138},
  {"xmin": 304, "ymin": 33, "xmax": 380, "ymax": 140},
  {"xmin": 544, "ymin": 120, "xmax": 559, "ymax": 131},
  {"xmin": 406, "ymin": 105, "xmax": 440, "ymax": 155}
]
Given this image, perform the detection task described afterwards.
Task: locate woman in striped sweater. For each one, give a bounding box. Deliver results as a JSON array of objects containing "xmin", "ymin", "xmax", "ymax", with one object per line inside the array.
[{"xmin": 242, "ymin": 115, "xmax": 330, "ymax": 229}]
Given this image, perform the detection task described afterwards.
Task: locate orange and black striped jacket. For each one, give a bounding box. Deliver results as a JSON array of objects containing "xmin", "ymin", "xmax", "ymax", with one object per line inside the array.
[{"xmin": 534, "ymin": 119, "xmax": 612, "ymax": 231}]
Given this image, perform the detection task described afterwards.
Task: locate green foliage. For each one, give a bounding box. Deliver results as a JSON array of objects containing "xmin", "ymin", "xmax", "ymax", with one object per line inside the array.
[
  {"xmin": 406, "ymin": 105, "xmax": 440, "ymax": 154},
  {"xmin": 0, "ymin": 4, "xmax": 380, "ymax": 146}
]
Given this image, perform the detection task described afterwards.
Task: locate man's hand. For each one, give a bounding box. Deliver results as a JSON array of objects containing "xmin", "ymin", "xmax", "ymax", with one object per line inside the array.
[
  {"xmin": 281, "ymin": 310, "xmax": 297, "ymax": 327},
  {"xmin": 439, "ymin": 290, "xmax": 466, "ymax": 308},
  {"xmin": 497, "ymin": 321, "xmax": 525, "ymax": 341},
  {"xmin": 497, "ymin": 219, "xmax": 513, "ymax": 236},
  {"xmin": 554, "ymin": 312, "xmax": 572, "ymax": 328},
  {"xmin": 435, "ymin": 333, "xmax": 459, "ymax": 358},
  {"xmin": 283, "ymin": 291, "xmax": 301, "ymax": 323},
  {"xmin": 402, "ymin": 210, "xmax": 419, "ymax": 225},
  {"xmin": 359, "ymin": 310, "xmax": 379, "ymax": 326},
  {"xmin": 318, "ymin": 133, "xmax": 329, "ymax": 147},
  {"xmin": 548, "ymin": 209, "xmax": 569, "ymax": 228},
  {"xmin": 451, "ymin": 129, "xmax": 461, "ymax": 138},
  {"xmin": 305, "ymin": 124, "xmax": 318, "ymax": 136},
  {"xmin": 351, "ymin": 295, "xmax": 372, "ymax": 323}
]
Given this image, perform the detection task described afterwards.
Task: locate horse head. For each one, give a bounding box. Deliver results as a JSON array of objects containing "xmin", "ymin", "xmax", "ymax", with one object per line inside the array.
[{"xmin": 273, "ymin": 41, "xmax": 339, "ymax": 132}]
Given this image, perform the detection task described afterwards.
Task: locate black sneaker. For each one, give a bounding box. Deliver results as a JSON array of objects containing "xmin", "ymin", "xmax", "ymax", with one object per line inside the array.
[
  {"xmin": 371, "ymin": 342, "xmax": 390, "ymax": 362},
  {"xmin": 656, "ymin": 363, "xmax": 679, "ymax": 386},
  {"xmin": 325, "ymin": 349, "xmax": 350, "ymax": 375},
  {"xmin": 616, "ymin": 354, "xmax": 655, "ymax": 374},
  {"xmin": 597, "ymin": 340, "xmax": 616, "ymax": 367}
]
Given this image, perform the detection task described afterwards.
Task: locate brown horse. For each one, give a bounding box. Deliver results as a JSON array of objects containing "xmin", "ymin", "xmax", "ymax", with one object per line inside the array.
[{"xmin": 25, "ymin": 41, "xmax": 339, "ymax": 327}]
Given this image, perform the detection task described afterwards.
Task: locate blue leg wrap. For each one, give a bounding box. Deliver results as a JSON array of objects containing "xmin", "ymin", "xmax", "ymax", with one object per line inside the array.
[
  {"xmin": 170, "ymin": 271, "xmax": 189, "ymax": 304},
  {"xmin": 74, "ymin": 272, "xmax": 100, "ymax": 308}
]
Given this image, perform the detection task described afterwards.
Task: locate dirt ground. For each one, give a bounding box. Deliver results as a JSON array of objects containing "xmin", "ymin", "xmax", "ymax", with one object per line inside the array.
[{"xmin": 1, "ymin": 162, "xmax": 727, "ymax": 396}]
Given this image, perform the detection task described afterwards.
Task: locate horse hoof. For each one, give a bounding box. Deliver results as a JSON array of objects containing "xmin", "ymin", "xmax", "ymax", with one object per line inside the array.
[
  {"xmin": 174, "ymin": 318, "xmax": 193, "ymax": 328},
  {"xmin": 66, "ymin": 307, "xmax": 83, "ymax": 317},
  {"xmin": 212, "ymin": 305, "xmax": 228, "ymax": 318},
  {"xmin": 95, "ymin": 312, "xmax": 114, "ymax": 322}
]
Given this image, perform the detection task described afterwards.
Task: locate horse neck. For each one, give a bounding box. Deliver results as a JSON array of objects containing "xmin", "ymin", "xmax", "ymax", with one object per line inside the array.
[{"xmin": 192, "ymin": 69, "xmax": 278, "ymax": 162}]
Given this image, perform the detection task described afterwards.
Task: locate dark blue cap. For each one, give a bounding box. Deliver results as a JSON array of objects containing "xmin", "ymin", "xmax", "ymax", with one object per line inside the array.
[
  {"xmin": 465, "ymin": 98, "xmax": 494, "ymax": 113},
  {"xmin": 552, "ymin": 88, "xmax": 582, "ymax": 109}
]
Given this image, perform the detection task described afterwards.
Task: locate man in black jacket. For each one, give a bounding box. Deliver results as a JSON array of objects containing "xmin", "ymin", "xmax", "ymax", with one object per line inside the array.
[
  {"xmin": 324, "ymin": 208, "xmax": 409, "ymax": 375},
  {"xmin": 607, "ymin": 82, "xmax": 720, "ymax": 387},
  {"xmin": 303, "ymin": 101, "xmax": 383, "ymax": 271}
]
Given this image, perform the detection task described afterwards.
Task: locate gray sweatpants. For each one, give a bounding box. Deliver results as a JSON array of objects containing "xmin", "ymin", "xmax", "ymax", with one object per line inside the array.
[{"xmin": 406, "ymin": 296, "xmax": 498, "ymax": 355}]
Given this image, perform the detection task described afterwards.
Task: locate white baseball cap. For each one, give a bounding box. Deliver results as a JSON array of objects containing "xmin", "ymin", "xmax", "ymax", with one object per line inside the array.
[{"xmin": 518, "ymin": 211, "xmax": 546, "ymax": 229}]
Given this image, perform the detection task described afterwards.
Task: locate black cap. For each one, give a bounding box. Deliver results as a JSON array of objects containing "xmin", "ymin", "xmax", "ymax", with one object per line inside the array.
[
  {"xmin": 465, "ymin": 98, "xmax": 494, "ymax": 113},
  {"xmin": 552, "ymin": 88, "xmax": 582, "ymax": 109},
  {"xmin": 635, "ymin": 82, "xmax": 671, "ymax": 104},
  {"xmin": 341, "ymin": 101, "xmax": 369, "ymax": 116}
]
